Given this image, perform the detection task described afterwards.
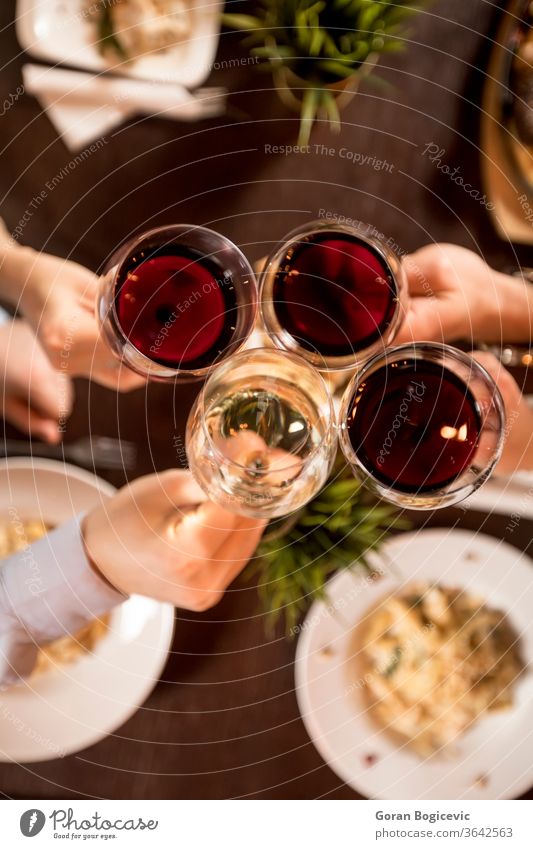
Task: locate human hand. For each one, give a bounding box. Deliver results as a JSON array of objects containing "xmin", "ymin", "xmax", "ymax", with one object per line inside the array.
[
  {"xmin": 19, "ymin": 249, "xmax": 146, "ymax": 392},
  {"xmin": 0, "ymin": 319, "xmax": 73, "ymax": 442},
  {"xmin": 0, "ymin": 226, "xmax": 144, "ymax": 391},
  {"xmin": 396, "ymin": 244, "xmax": 533, "ymax": 345},
  {"xmin": 472, "ymin": 351, "xmax": 533, "ymax": 476},
  {"xmin": 82, "ymin": 470, "xmax": 267, "ymax": 611}
]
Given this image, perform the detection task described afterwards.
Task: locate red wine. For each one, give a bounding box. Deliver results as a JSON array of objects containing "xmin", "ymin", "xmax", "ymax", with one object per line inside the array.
[
  {"xmin": 272, "ymin": 231, "xmax": 398, "ymax": 356},
  {"xmin": 346, "ymin": 359, "xmax": 481, "ymax": 493},
  {"xmin": 115, "ymin": 245, "xmax": 238, "ymax": 369}
]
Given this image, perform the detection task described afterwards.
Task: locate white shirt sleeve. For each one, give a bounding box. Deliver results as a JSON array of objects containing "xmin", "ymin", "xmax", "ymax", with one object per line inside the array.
[{"xmin": 0, "ymin": 515, "xmax": 126, "ymax": 688}]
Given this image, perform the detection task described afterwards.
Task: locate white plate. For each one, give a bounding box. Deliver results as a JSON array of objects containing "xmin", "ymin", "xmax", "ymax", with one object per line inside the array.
[
  {"xmin": 0, "ymin": 458, "xmax": 175, "ymax": 763},
  {"xmin": 16, "ymin": 0, "xmax": 223, "ymax": 89},
  {"xmin": 295, "ymin": 529, "xmax": 533, "ymax": 800}
]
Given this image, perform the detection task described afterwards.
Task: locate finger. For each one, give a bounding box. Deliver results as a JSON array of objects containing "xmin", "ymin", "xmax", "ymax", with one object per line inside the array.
[
  {"xmin": 402, "ymin": 250, "xmax": 436, "ymax": 296},
  {"xmin": 212, "ymin": 429, "xmax": 267, "ymax": 465},
  {"xmin": 394, "ymin": 300, "xmax": 450, "ymax": 344},
  {"xmin": 471, "ymin": 351, "xmax": 522, "ymax": 403},
  {"xmin": 113, "ymin": 371, "xmax": 146, "ymax": 392},
  {"xmin": 264, "ymin": 446, "xmax": 303, "ymax": 485},
  {"xmin": 471, "ymin": 351, "xmax": 509, "ymax": 388},
  {"xmin": 4, "ymin": 321, "xmax": 73, "ymax": 421},
  {"xmin": 471, "ymin": 350, "xmax": 504, "ymax": 375},
  {"xmin": 184, "ymin": 516, "xmax": 266, "ymax": 608},
  {"xmin": 91, "ymin": 335, "xmax": 147, "ymax": 392},
  {"xmin": 209, "ymin": 515, "xmax": 266, "ymax": 582},
  {"xmin": 56, "ymin": 311, "xmax": 125, "ymax": 387},
  {"xmin": 168, "ymin": 499, "xmax": 244, "ymax": 562},
  {"xmin": 29, "ymin": 369, "xmax": 73, "ymax": 422},
  {"xmin": 61, "ymin": 304, "xmax": 146, "ymax": 392},
  {"xmin": 3, "ymin": 396, "xmax": 60, "ymax": 443},
  {"xmin": 89, "ymin": 366, "xmax": 146, "ymax": 392},
  {"xmin": 130, "ymin": 469, "xmax": 208, "ymax": 509},
  {"xmin": 158, "ymin": 469, "xmax": 208, "ymax": 507}
]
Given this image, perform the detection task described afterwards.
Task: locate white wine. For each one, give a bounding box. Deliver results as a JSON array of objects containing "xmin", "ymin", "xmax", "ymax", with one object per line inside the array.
[
  {"xmin": 206, "ymin": 381, "xmax": 320, "ymax": 469},
  {"xmin": 186, "ymin": 351, "xmax": 336, "ymax": 519}
]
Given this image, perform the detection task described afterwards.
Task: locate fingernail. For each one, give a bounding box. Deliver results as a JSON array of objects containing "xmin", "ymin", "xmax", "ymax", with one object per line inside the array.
[{"xmin": 39, "ymin": 422, "xmax": 60, "ymax": 444}]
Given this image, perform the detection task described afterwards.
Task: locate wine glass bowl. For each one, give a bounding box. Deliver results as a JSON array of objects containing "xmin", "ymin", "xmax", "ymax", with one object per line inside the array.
[
  {"xmin": 260, "ymin": 219, "xmax": 407, "ymax": 372},
  {"xmin": 338, "ymin": 343, "xmax": 505, "ymax": 510},
  {"xmin": 186, "ymin": 348, "xmax": 337, "ymax": 518},
  {"xmin": 98, "ymin": 224, "xmax": 258, "ymax": 381}
]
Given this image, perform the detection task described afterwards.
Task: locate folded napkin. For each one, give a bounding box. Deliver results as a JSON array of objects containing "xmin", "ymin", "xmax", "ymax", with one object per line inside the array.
[{"xmin": 22, "ymin": 64, "xmax": 226, "ymax": 152}]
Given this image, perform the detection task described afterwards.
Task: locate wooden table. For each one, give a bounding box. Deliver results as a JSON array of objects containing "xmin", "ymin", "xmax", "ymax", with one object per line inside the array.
[{"xmin": 0, "ymin": 0, "xmax": 532, "ymax": 799}]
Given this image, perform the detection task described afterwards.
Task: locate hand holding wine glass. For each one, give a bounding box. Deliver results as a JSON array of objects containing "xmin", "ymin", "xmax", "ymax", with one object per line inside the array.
[
  {"xmin": 0, "ymin": 228, "xmax": 144, "ymax": 392},
  {"xmin": 396, "ymin": 243, "xmax": 533, "ymax": 345},
  {"xmin": 82, "ymin": 470, "xmax": 266, "ymax": 611},
  {"xmin": 22, "ymin": 253, "xmax": 146, "ymax": 392},
  {"xmin": 186, "ymin": 348, "xmax": 337, "ymax": 518}
]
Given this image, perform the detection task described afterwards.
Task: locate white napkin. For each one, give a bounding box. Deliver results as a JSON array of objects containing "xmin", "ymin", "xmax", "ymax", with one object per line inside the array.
[{"xmin": 22, "ymin": 64, "xmax": 226, "ymax": 151}]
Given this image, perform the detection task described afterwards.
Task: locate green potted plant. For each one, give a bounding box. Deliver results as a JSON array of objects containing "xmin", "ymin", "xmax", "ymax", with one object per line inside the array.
[{"xmin": 223, "ymin": 0, "xmax": 427, "ymax": 145}]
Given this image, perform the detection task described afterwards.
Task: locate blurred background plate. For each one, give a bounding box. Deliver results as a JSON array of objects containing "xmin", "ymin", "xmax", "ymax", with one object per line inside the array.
[
  {"xmin": 0, "ymin": 458, "xmax": 175, "ymax": 763},
  {"xmin": 16, "ymin": 0, "xmax": 223, "ymax": 89},
  {"xmin": 295, "ymin": 529, "xmax": 533, "ymax": 800},
  {"xmin": 481, "ymin": 0, "xmax": 533, "ymax": 244}
]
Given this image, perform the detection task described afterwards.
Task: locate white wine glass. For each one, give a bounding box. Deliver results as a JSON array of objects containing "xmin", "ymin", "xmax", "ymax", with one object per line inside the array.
[{"xmin": 186, "ymin": 348, "xmax": 337, "ymax": 518}]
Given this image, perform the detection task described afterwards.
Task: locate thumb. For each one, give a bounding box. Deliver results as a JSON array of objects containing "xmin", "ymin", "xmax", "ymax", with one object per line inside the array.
[
  {"xmin": 394, "ymin": 296, "xmax": 461, "ymax": 345},
  {"xmin": 3, "ymin": 396, "xmax": 61, "ymax": 443},
  {"xmin": 127, "ymin": 469, "xmax": 207, "ymax": 513},
  {"xmin": 29, "ymin": 368, "xmax": 73, "ymax": 423}
]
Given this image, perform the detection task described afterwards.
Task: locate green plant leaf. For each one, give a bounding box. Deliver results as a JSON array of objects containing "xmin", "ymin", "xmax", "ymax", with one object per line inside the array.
[
  {"xmin": 220, "ymin": 14, "xmax": 264, "ymax": 30},
  {"xmin": 297, "ymin": 86, "xmax": 320, "ymax": 145},
  {"xmin": 221, "ymin": 0, "xmax": 429, "ymax": 153},
  {"xmin": 254, "ymin": 456, "xmax": 411, "ymax": 635}
]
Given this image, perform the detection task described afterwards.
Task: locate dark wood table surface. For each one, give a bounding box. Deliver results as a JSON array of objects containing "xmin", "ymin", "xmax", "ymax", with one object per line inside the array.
[{"xmin": 1, "ymin": 0, "xmax": 532, "ymax": 799}]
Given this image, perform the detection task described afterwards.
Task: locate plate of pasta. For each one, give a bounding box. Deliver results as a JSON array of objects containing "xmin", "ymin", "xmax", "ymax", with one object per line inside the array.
[
  {"xmin": 0, "ymin": 458, "xmax": 174, "ymax": 763},
  {"xmin": 295, "ymin": 529, "xmax": 533, "ymax": 799},
  {"xmin": 16, "ymin": 0, "xmax": 223, "ymax": 89}
]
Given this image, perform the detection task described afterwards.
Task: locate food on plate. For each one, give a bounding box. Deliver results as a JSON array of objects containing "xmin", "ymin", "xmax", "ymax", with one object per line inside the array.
[
  {"xmin": 0, "ymin": 517, "xmax": 50, "ymax": 553},
  {"xmin": 358, "ymin": 582, "xmax": 524, "ymax": 756},
  {"xmin": 0, "ymin": 516, "xmax": 109, "ymax": 678},
  {"xmin": 33, "ymin": 618, "xmax": 109, "ymax": 676},
  {"xmin": 86, "ymin": 0, "xmax": 194, "ymax": 60}
]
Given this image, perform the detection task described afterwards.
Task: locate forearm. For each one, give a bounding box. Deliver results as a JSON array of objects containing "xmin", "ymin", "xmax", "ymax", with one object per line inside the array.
[{"xmin": 0, "ymin": 515, "xmax": 126, "ymax": 688}]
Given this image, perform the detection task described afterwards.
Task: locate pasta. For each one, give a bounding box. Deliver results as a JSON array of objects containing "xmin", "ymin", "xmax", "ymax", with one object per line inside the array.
[
  {"xmin": 357, "ymin": 583, "xmax": 524, "ymax": 757},
  {"xmin": 87, "ymin": 0, "xmax": 194, "ymax": 60},
  {"xmin": 0, "ymin": 517, "xmax": 109, "ymax": 678}
]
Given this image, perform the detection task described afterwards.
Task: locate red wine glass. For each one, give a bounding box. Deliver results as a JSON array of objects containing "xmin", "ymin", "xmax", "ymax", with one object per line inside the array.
[
  {"xmin": 260, "ymin": 219, "xmax": 407, "ymax": 372},
  {"xmin": 338, "ymin": 343, "xmax": 505, "ymax": 509},
  {"xmin": 98, "ymin": 225, "xmax": 258, "ymax": 381}
]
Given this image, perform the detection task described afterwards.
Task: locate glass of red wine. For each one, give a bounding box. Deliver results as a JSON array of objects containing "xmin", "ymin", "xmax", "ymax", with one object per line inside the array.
[
  {"xmin": 260, "ymin": 220, "xmax": 407, "ymax": 371},
  {"xmin": 98, "ymin": 225, "xmax": 258, "ymax": 380},
  {"xmin": 338, "ymin": 343, "xmax": 505, "ymax": 509}
]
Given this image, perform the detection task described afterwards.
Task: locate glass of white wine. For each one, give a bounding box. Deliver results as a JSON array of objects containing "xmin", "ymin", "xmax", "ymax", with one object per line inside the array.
[{"xmin": 186, "ymin": 348, "xmax": 337, "ymax": 518}]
